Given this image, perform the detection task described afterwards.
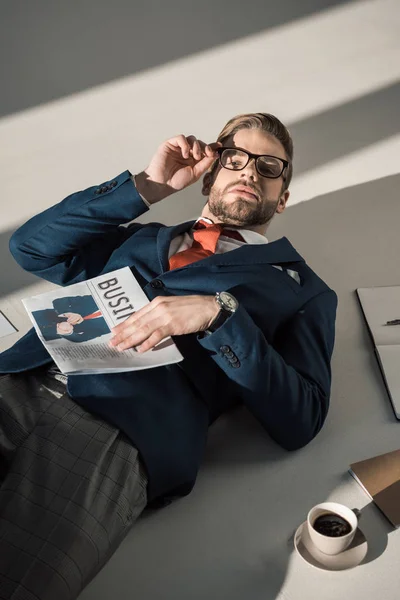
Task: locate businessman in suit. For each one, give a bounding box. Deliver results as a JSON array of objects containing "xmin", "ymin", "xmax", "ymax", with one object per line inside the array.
[
  {"xmin": 0, "ymin": 112, "xmax": 337, "ymax": 599},
  {"xmin": 32, "ymin": 295, "xmax": 110, "ymax": 342}
]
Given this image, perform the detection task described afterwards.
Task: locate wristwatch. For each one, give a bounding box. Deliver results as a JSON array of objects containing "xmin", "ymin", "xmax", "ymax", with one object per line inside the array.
[{"xmin": 206, "ymin": 291, "xmax": 239, "ymax": 334}]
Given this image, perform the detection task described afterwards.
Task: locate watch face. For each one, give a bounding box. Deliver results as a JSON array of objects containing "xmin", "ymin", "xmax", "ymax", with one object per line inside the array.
[{"xmin": 220, "ymin": 292, "xmax": 238, "ymax": 311}]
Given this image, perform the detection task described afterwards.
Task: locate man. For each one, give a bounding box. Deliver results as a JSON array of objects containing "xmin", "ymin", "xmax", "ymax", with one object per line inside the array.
[
  {"xmin": 0, "ymin": 112, "xmax": 337, "ymax": 599},
  {"xmin": 32, "ymin": 294, "xmax": 110, "ymax": 342}
]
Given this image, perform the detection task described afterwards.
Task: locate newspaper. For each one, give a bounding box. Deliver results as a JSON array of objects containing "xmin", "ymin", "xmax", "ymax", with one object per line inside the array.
[{"xmin": 22, "ymin": 267, "xmax": 183, "ymax": 375}]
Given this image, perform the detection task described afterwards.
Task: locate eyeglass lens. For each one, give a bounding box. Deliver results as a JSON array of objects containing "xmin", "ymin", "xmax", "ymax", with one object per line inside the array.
[{"xmin": 220, "ymin": 149, "xmax": 284, "ymax": 178}]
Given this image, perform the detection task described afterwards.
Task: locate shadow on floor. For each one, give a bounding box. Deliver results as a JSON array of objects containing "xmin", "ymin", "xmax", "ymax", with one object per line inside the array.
[{"xmin": 1, "ymin": 0, "xmax": 351, "ymax": 118}]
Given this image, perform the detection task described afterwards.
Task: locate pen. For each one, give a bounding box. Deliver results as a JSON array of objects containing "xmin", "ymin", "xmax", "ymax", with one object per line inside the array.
[{"xmin": 385, "ymin": 319, "xmax": 400, "ymax": 326}]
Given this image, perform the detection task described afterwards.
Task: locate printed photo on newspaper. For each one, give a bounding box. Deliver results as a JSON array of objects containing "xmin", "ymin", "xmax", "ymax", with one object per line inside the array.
[{"xmin": 22, "ymin": 267, "xmax": 183, "ymax": 375}]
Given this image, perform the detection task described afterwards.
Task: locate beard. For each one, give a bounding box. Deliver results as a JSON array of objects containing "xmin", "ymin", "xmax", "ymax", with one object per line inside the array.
[{"xmin": 206, "ymin": 185, "xmax": 280, "ymax": 227}]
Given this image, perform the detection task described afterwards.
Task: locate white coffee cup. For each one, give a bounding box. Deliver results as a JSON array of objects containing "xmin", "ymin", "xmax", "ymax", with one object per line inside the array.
[{"xmin": 307, "ymin": 502, "xmax": 361, "ymax": 555}]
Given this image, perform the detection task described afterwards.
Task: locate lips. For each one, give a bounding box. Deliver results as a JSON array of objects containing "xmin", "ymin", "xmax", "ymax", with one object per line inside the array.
[{"xmin": 229, "ymin": 186, "xmax": 258, "ymax": 200}]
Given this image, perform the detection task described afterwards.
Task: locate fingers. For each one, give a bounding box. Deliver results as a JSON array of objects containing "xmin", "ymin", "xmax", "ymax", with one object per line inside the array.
[
  {"xmin": 187, "ymin": 136, "xmax": 221, "ymax": 160},
  {"xmin": 71, "ymin": 317, "xmax": 83, "ymax": 325},
  {"xmin": 110, "ymin": 316, "xmax": 166, "ymax": 352},
  {"xmin": 108, "ymin": 295, "xmax": 216, "ymax": 353},
  {"xmin": 109, "ymin": 299, "xmax": 161, "ymax": 348},
  {"xmin": 66, "ymin": 315, "xmax": 79, "ymax": 324},
  {"xmin": 192, "ymin": 154, "xmax": 218, "ymax": 179},
  {"xmin": 192, "ymin": 138, "xmax": 203, "ymax": 161},
  {"xmin": 171, "ymin": 135, "xmax": 191, "ymax": 159},
  {"xmin": 169, "ymin": 135, "xmax": 222, "ymax": 161},
  {"xmin": 207, "ymin": 141, "xmax": 223, "ymax": 152}
]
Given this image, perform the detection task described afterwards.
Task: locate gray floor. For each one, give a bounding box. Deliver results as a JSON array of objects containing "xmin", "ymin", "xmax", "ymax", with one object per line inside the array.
[{"xmin": 1, "ymin": 1, "xmax": 400, "ymax": 598}]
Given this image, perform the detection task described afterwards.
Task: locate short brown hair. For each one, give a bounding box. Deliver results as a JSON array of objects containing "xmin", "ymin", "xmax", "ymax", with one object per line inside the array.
[{"xmin": 210, "ymin": 112, "xmax": 293, "ymax": 190}]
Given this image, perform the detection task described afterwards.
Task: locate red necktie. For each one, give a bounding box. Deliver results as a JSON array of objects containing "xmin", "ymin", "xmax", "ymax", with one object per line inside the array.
[
  {"xmin": 168, "ymin": 219, "xmax": 245, "ymax": 271},
  {"xmin": 83, "ymin": 310, "xmax": 102, "ymax": 320}
]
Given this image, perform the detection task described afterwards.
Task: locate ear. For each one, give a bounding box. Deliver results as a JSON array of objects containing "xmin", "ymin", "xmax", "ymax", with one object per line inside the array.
[
  {"xmin": 276, "ymin": 189, "xmax": 290, "ymax": 214},
  {"xmin": 202, "ymin": 173, "xmax": 212, "ymax": 196}
]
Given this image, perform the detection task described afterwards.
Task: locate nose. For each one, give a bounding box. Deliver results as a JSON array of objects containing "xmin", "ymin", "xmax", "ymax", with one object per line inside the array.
[{"xmin": 240, "ymin": 157, "xmax": 258, "ymax": 181}]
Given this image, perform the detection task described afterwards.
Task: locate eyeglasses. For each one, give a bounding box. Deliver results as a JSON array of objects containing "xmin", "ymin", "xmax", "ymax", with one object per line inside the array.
[{"xmin": 216, "ymin": 146, "xmax": 289, "ymax": 179}]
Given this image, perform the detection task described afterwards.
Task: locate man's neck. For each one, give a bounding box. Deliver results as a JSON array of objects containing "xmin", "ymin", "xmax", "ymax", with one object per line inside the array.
[{"xmin": 199, "ymin": 206, "xmax": 268, "ymax": 236}]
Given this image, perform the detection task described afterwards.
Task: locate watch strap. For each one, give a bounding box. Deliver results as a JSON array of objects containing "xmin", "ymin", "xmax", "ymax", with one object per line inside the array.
[{"xmin": 206, "ymin": 307, "xmax": 231, "ymax": 333}]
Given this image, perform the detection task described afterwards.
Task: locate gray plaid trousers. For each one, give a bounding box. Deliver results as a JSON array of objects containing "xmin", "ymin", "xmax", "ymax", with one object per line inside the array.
[{"xmin": 0, "ymin": 369, "xmax": 148, "ymax": 600}]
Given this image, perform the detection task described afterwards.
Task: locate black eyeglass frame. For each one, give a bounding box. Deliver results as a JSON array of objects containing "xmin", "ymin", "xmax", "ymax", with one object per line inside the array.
[{"xmin": 216, "ymin": 146, "xmax": 289, "ymax": 179}]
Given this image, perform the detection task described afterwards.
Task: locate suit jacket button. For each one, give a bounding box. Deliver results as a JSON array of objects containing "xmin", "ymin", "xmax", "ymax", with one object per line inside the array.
[
  {"xmin": 220, "ymin": 345, "xmax": 230, "ymax": 354},
  {"xmin": 94, "ymin": 189, "xmax": 101, "ymax": 194},
  {"xmin": 225, "ymin": 350, "xmax": 234, "ymax": 358},
  {"xmin": 111, "ymin": 180, "xmax": 117, "ymax": 187},
  {"xmin": 151, "ymin": 279, "xmax": 164, "ymax": 289},
  {"xmin": 231, "ymin": 360, "xmax": 240, "ymax": 368}
]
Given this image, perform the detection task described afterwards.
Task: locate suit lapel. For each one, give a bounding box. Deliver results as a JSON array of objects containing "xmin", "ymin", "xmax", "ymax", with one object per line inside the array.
[
  {"xmin": 157, "ymin": 220, "xmax": 196, "ymax": 272},
  {"xmin": 207, "ymin": 237, "xmax": 304, "ymax": 267}
]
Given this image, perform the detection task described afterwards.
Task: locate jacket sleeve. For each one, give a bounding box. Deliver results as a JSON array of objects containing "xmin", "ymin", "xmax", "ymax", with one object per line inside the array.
[
  {"xmin": 53, "ymin": 295, "xmax": 98, "ymax": 316},
  {"xmin": 9, "ymin": 171, "xmax": 150, "ymax": 286},
  {"xmin": 197, "ymin": 290, "xmax": 338, "ymax": 450}
]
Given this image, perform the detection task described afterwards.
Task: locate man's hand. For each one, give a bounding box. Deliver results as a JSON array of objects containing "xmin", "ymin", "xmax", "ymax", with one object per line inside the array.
[
  {"xmin": 134, "ymin": 135, "xmax": 222, "ymax": 205},
  {"xmin": 59, "ymin": 312, "xmax": 84, "ymax": 325},
  {"xmin": 56, "ymin": 321, "xmax": 74, "ymax": 335},
  {"xmin": 108, "ymin": 295, "xmax": 220, "ymax": 352}
]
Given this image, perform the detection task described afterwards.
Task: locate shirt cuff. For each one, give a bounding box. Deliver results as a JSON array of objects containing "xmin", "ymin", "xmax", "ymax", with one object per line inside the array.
[{"xmin": 130, "ymin": 173, "xmax": 152, "ymax": 208}]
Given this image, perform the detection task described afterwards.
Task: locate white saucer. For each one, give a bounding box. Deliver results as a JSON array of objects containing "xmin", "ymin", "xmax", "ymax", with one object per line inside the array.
[{"xmin": 294, "ymin": 521, "xmax": 368, "ymax": 571}]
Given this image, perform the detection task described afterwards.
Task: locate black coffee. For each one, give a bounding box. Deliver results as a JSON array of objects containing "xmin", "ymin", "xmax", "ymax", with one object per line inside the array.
[{"xmin": 312, "ymin": 513, "xmax": 352, "ymax": 537}]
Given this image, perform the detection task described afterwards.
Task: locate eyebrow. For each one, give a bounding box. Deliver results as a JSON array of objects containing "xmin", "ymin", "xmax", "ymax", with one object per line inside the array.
[{"xmin": 230, "ymin": 145, "xmax": 287, "ymax": 162}]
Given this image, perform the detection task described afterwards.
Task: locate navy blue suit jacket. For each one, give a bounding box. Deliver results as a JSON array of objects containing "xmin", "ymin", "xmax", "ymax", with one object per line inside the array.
[{"xmin": 0, "ymin": 171, "xmax": 337, "ymax": 506}]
